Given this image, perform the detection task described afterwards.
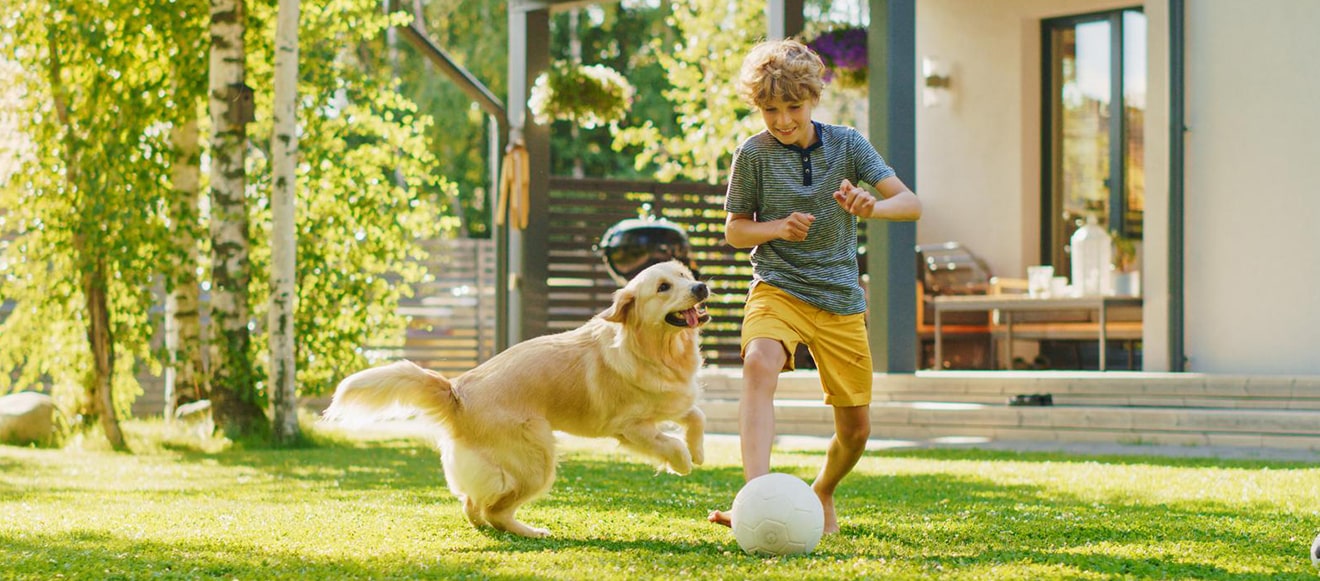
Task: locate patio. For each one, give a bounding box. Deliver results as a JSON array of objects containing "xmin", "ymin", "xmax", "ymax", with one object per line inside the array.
[{"xmin": 699, "ymin": 369, "xmax": 1320, "ymax": 456}]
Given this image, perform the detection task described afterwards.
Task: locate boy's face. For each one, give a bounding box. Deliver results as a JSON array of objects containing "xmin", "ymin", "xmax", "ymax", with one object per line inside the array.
[{"xmin": 759, "ymin": 97, "xmax": 816, "ymax": 149}]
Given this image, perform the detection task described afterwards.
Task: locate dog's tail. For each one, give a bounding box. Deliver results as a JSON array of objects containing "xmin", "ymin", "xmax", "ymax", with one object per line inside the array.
[{"xmin": 322, "ymin": 360, "xmax": 458, "ymax": 425}]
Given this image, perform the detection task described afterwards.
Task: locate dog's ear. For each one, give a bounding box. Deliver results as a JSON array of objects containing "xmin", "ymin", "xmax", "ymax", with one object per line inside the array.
[{"xmin": 600, "ymin": 287, "xmax": 635, "ymax": 323}]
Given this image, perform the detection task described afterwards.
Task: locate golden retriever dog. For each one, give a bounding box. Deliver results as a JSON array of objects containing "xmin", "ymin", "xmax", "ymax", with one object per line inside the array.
[{"xmin": 323, "ymin": 260, "xmax": 710, "ymax": 538}]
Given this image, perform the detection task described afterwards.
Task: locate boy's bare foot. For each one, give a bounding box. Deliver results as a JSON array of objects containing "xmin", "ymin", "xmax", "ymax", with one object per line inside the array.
[
  {"xmin": 708, "ymin": 509, "xmax": 732, "ymax": 528},
  {"xmin": 815, "ymin": 487, "xmax": 840, "ymax": 534}
]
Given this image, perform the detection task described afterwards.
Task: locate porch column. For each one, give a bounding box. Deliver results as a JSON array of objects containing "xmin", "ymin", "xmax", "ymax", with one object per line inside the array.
[
  {"xmin": 505, "ymin": 1, "xmax": 552, "ymax": 347},
  {"xmin": 866, "ymin": 0, "xmax": 918, "ymax": 372},
  {"xmin": 767, "ymin": 0, "xmax": 804, "ymax": 40}
]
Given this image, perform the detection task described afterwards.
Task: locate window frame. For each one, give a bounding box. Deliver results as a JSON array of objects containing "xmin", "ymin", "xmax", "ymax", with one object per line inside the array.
[{"xmin": 1040, "ymin": 7, "xmax": 1145, "ymax": 269}]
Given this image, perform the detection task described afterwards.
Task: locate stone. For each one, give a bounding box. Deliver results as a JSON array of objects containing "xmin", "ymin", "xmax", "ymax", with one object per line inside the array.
[
  {"xmin": 0, "ymin": 392, "xmax": 56, "ymax": 446},
  {"xmin": 174, "ymin": 399, "xmax": 214, "ymax": 438}
]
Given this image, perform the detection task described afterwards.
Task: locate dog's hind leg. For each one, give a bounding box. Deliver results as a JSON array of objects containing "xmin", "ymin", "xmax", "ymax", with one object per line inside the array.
[
  {"xmin": 481, "ymin": 420, "xmax": 557, "ymax": 538},
  {"xmin": 439, "ymin": 439, "xmax": 504, "ymax": 529},
  {"xmin": 460, "ymin": 495, "xmax": 487, "ymax": 527},
  {"xmin": 616, "ymin": 423, "xmax": 693, "ymax": 475},
  {"xmin": 443, "ymin": 419, "xmax": 556, "ymax": 538}
]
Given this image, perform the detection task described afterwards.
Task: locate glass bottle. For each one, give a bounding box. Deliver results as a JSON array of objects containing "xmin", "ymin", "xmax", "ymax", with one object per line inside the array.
[{"xmin": 1070, "ymin": 214, "xmax": 1112, "ymax": 296}]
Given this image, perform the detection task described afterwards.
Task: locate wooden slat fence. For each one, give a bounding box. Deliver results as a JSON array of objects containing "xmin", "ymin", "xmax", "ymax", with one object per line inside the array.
[
  {"xmin": 366, "ymin": 237, "xmax": 498, "ymax": 376},
  {"xmin": 545, "ymin": 177, "xmax": 867, "ymax": 368}
]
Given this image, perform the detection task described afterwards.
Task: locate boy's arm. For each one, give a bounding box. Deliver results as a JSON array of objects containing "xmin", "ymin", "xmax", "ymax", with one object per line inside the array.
[
  {"xmin": 833, "ymin": 177, "xmax": 922, "ymax": 221},
  {"xmin": 725, "ymin": 212, "xmax": 815, "ymax": 249}
]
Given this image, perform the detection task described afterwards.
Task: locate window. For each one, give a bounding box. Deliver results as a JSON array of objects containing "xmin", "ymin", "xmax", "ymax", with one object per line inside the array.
[{"xmin": 1042, "ymin": 9, "xmax": 1146, "ymax": 275}]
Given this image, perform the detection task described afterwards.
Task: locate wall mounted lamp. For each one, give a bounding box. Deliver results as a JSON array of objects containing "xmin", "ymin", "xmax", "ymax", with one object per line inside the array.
[{"xmin": 922, "ymin": 57, "xmax": 952, "ymax": 107}]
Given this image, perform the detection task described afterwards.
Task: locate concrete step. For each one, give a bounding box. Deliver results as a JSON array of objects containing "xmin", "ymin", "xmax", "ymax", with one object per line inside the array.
[
  {"xmin": 699, "ymin": 369, "xmax": 1320, "ymax": 410},
  {"xmin": 698, "ymin": 398, "xmax": 1320, "ymax": 452}
]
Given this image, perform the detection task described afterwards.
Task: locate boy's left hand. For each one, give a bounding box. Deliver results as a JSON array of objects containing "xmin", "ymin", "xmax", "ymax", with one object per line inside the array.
[{"xmin": 832, "ymin": 179, "xmax": 876, "ymax": 218}]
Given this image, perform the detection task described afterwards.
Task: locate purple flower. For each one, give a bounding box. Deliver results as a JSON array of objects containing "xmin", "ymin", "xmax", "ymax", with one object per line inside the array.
[{"xmin": 807, "ymin": 27, "xmax": 868, "ymax": 84}]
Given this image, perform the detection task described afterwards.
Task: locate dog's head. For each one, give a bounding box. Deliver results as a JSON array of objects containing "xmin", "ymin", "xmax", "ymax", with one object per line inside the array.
[{"xmin": 600, "ymin": 260, "xmax": 710, "ymax": 329}]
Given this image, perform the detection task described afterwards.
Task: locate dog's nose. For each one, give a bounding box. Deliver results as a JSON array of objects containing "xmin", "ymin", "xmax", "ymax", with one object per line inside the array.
[{"xmin": 692, "ymin": 282, "xmax": 709, "ymax": 301}]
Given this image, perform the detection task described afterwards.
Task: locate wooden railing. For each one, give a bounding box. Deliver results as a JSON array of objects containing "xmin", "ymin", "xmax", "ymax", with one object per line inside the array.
[{"xmin": 546, "ymin": 177, "xmax": 868, "ymax": 368}]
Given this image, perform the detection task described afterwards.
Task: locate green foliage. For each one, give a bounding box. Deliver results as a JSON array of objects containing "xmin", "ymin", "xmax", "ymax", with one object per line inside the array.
[
  {"xmin": 545, "ymin": 4, "xmax": 676, "ymax": 180},
  {"xmin": 0, "ymin": 0, "xmax": 173, "ymax": 417},
  {"xmin": 611, "ymin": 0, "xmax": 765, "ymax": 184},
  {"xmin": 242, "ymin": 0, "xmax": 449, "ymax": 396},
  {"xmin": 2, "ymin": 0, "xmax": 454, "ymax": 415},
  {"xmin": 392, "ymin": 0, "xmax": 507, "ymax": 237},
  {"xmin": 529, "ymin": 62, "xmax": 635, "ymax": 130},
  {"xmin": 3, "ymin": 424, "xmax": 1319, "ymax": 579}
]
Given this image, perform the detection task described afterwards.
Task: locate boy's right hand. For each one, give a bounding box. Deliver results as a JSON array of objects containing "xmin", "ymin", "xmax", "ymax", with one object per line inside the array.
[{"xmin": 777, "ymin": 212, "xmax": 815, "ymax": 242}]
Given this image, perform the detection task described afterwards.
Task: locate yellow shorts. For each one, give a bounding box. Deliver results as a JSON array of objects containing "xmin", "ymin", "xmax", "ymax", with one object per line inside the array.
[{"xmin": 740, "ymin": 283, "xmax": 874, "ymax": 407}]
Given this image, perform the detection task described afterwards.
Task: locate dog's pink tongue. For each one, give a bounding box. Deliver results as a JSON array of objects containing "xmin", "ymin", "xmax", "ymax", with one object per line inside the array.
[{"xmin": 684, "ymin": 308, "xmax": 698, "ymax": 327}]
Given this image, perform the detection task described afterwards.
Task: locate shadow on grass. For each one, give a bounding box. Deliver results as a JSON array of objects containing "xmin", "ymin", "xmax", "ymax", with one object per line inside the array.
[
  {"xmin": 0, "ymin": 529, "xmax": 525, "ymax": 580},
  {"xmin": 5, "ymin": 435, "xmax": 1314, "ymax": 579},
  {"xmin": 167, "ymin": 434, "xmax": 448, "ymax": 493},
  {"xmin": 139, "ymin": 435, "xmax": 1312, "ymax": 577},
  {"xmin": 825, "ymin": 467, "xmax": 1312, "ymax": 578}
]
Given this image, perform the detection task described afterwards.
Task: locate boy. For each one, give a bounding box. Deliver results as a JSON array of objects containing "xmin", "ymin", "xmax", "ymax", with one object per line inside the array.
[{"xmin": 709, "ymin": 38, "xmax": 921, "ymax": 534}]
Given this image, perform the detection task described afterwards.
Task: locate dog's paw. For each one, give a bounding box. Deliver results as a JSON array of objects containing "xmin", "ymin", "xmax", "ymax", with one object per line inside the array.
[
  {"xmin": 689, "ymin": 444, "xmax": 705, "ymax": 466},
  {"xmin": 666, "ymin": 454, "xmax": 693, "ymax": 476},
  {"xmin": 493, "ymin": 520, "xmax": 551, "ymax": 538},
  {"xmin": 521, "ymin": 527, "xmax": 551, "ymax": 539}
]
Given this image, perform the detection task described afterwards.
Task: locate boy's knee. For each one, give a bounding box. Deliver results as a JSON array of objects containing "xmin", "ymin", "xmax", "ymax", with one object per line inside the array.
[
  {"xmin": 743, "ymin": 341, "xmax": 787, "ymax": 376},
  {"xmin": 836, "ymin": 421, "xmax": 871, "ymax": 449}
]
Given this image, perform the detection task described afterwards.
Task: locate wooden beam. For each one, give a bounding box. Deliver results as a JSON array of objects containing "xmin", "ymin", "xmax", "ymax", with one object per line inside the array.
[
  {"xmin": 506, "ymin": 1, "xmax": 552, "ymax": 345},
  {"xmin": 867, "ymin": 0, "xmax": 919, "ymax": 373},
  {"xmin": 767, "ymin": 0, "xmax": 804, "ymax": 40},
  {"xmin": 389, "ymin": 0, "xmax": 507, "ymax": 137}
]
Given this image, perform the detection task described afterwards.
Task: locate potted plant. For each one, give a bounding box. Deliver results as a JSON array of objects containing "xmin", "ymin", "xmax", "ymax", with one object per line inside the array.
[
  {"xmin": 806, "ymin": 27, "xmax": 868, "ymax": 90},
  {"xmin": 1111, "ymin": 235, "xmax": 1141, "ymax": 296},
  {"xmin": 528, "ymin": 62, "xmax": 635, "ymax": 129}
]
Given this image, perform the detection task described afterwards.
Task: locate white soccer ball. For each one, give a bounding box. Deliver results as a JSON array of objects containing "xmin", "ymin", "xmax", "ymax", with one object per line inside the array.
[
  {"xmin": 1311, "ymin": 532, "xmax": 1320, "ymax": 567},
  {"xmin": 731, "ymin": 473, "xmax": 824, "ymax": 556}
]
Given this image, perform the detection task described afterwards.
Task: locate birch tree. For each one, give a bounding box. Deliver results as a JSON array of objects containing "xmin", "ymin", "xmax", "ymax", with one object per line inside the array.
[
  {"xmin": 209, "ymin": 0, "xmax": 268, "ymax": 437},
  {"xmin": 240, "ymin": 0, "xmax": 449, "ymax": 396},
  {"xmin": 3, "ymin": 0, "xmax": 452, "ymax": 446},
  {"xmin": 164, "ymin": 0, "xmax": 211, "ymax": 421},
  {"xmin": 269, "ymin": 0, "xmax": 300, "ymax": 444}
]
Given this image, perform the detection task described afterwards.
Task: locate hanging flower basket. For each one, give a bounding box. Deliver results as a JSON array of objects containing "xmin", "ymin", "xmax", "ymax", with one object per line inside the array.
[
  {"xmin": 807, "ymin": 27, "xmax": 868, "ymax": 90},
  {"xmin": 528, "ymin": 62, "xmax": 635, "ymax": 129}
]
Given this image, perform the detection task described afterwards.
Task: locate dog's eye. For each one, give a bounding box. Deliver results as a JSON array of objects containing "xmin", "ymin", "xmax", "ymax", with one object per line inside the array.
[{"xmin": 658, "ymin": 282, "xmax": 672, "ymax": 293}]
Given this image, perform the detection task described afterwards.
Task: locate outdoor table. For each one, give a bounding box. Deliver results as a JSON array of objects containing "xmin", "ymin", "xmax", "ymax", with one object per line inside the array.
[{"xmin": 931, "ymin": 294, "xmax": 1143, "ymax": 371}]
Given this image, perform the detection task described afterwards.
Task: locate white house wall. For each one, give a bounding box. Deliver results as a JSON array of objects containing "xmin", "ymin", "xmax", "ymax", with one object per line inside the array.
[
  {"xmin": 915, "ymin": 0, "xmax": 1135, "ymax": 280},
  {"xmin": 915, "ymin": 0, "xmax": 1162, "ymax": 366},
  {"xmin": 1183, "ymin": 0, "xmax": 1320, "ymax": 373},
  {"xmin": 915, "ymin": 0, "xmax": 1320, "ymax": 373}
]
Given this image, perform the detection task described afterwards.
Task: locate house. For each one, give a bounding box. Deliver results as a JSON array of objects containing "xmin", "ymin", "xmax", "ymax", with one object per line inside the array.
[
  {"xmin": 505, "ymin": 0, "xmax": 1320, "ymax": 375},
  {"xmin": 913, "ymin": 0, "xmax": 1319, "ymax": 375}
]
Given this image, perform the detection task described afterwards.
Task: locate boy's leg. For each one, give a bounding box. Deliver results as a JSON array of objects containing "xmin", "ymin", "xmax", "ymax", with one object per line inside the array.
[
  {"xmin": 813, "ymin": 404, "xmax": 871, "ymax": 534},
  {"xmin": 807, "ymin": 310, "xmax": 873, "ymax": 534},
  {"xmin": 708, "ymin": 338, "xmax": 787, "ymax": 527},
  {"xmin": 739, "ymin": 338, "xmax": 787, "ymax": 479}
]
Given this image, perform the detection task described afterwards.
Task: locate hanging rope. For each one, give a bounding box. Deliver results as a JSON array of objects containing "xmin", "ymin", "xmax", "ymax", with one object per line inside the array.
[{"xmin": 496, "ymin": 137, "xmax": 530, "ymax": 230}]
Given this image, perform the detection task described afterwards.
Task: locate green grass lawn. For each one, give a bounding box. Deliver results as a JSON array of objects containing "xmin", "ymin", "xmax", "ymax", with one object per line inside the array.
[{"xmin": 2, "ymin": 419, "xmax": 1318, "ymax": 580}]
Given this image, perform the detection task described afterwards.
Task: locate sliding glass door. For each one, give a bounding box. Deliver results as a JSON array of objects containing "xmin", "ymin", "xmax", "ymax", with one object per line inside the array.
[{"xmin": 1042, "ymin": 9, "xmax": 1146, "ymax": 277}]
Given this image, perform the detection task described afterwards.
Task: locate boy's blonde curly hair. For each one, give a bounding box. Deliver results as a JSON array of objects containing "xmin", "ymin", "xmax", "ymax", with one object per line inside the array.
[{"xmin": 737, "ymin": 39, "xmax": 826, "ymax": 109}]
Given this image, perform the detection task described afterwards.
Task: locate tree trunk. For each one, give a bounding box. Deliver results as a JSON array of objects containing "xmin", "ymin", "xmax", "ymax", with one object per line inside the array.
[
  {"xmin": 46, "ymin": 16, "xmax": 125, "ymax": 450},
  {"xmin": 82, "ymin": 255, "xmax": 128, "ymax": 451},
  {"xmin": 209, "ymin": 0, "xmax": 267, "ymax": 437},
  {"xmin": 269, "ymin": 0, "xmax": 301, "ymax": 445},
  {"xmin": 165, "ymin": 104, "xmax": 208, "ymax": 422}
]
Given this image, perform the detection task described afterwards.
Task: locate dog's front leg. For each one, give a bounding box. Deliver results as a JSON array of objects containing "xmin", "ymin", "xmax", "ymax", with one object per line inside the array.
[
  {"xmin": 616, "ymin": 423, "xmax": 693, "ymax": 475},
  {"xmin": 678, "ymin": 407, "xmax": 705, "ymax": 466}
]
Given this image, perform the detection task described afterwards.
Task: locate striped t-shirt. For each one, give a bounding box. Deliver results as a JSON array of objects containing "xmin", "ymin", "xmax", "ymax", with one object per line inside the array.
[{"xmin": 724, "ymin": 121, "xmax": 895, "ymax": 315}]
